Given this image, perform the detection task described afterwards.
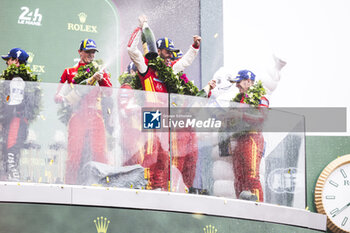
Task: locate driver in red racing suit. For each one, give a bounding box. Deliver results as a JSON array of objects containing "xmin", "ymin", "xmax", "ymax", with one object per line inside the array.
[
  {"xmin": 56, "ymin": 39, "xmax": 112, "ymax": 184},
  {"xmin": 231, "ymin": 69, "xmax": 268, "ymax": 202},
  {"xmin": 126, "ymin": 15, "xmax": 201, "ymax": 190}
]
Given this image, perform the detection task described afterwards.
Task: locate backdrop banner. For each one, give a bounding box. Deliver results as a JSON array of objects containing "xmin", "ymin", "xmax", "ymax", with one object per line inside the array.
[
  {"xmin": 0, "ymin": 0, "xmax": 119, "ymax": 85},
  {"xmin": 0, "ymin": 202, "xmax": 322, "ymax": 233}
]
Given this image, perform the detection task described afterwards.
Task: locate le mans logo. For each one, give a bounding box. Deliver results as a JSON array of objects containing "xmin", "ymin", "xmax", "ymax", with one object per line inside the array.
[
  {"xmin": 143, "ymin": 110, "xmax": 161, "ymax": 129},
  {"xmin": 18, "ymin": 6, "xmax": 42, "ymax": 26}
]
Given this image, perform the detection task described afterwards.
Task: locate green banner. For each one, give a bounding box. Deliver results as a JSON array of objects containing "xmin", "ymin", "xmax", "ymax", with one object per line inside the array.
[
  {"xmin": 0, "ymin": 0, "xmax": 119, "ymax": 85},
  {"xmin": 0, "ymin": 203, "xmax": 324, "ymax": 233}
]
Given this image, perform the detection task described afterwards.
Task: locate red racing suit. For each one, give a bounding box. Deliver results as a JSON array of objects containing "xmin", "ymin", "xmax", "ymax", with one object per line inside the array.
[
  {"xmin": 139, "ymin": 58, "xmax": 167, "ymax": 93},
  {"xmin": 59, "ymin": 62, "xmax": 112, "ymax": 184},
  {"xmin": 171, "ymin": 129, "xmax": 198, "ymax": 188},
  {"xmin": 118, "ymin": 84, "xmax": 169, "ymax": 190},
  {"xmin": 127, "ymin": 26, "xmax": 199, "ymax": 93},
  {"xmin": 232, "ymin": 95, "xmax": 269, "ymax": 202},
  {"xmin": 126, "ymin": 25, "xmax": 200, "ymax": 190},
  {"xmin": 59, "ymin": 62, "xmax": 112, "ymax": 86}
]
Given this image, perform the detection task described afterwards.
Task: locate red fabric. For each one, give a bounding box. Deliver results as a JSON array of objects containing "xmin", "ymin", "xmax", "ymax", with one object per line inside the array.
[
  {"xmin": 171, "ymin": 130, "xmax": 198, "ymax": 188},
  {"xmin": 138, "ymin": 58, "xmax": 168, "ymax": 93},
  {"xmin": 133, "ymin": 57, "xmax": 199, "ymax": 189},
  {"xmin": 123, "ymin": 133, "xmax": 169, "ymax": 190},
  {"xmin": 240, "ymin": 95, "xmax": 269, "ymax": 124},
  {"xmin": 118, "ymin": 85, "xmax": 169, "ymax": 190},
  {"xmin": 65, "ymin": 110, "xmax": 108, "ymax": 184},
  {"xmin": 240, "ymin": 95, "xmax": 269, "ymax": 107},
  {"xmin": 60, "ymin": 62, "xmax": 112, "ymax": 87},
  {"xmin": 62, "ymin": 62, "xmax": 112, "ymax": 184},
  {"xmin": 98, "ymin": 71, "xmax": 112, "ymax": 87},
  {"xmin": 231, "ymin": 94, "xmax": 268, "ymax": 201},
  {"xmin": 60, "ymin": 62, "xmax": 83, "ymax": 84},
  {"xmin": 120, "ymin": 83, "xmax": 132, "ymax": 89},
  {"xmin": 7, "ymin": 117, "xmax": 21, "ymax": 149},
  {"xmin": 233, "ymin": 133, "xmax": 264, "ymax": 202},
  {"xmin": 192, "ymin": 43, "xmax": 200, "ymax": 49},
  {"xmin": 128, "ymin": 27, "xmax": 142, "ymax": 47}
]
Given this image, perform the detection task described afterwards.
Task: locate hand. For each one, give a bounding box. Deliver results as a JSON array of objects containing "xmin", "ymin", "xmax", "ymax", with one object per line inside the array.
[
  {"xmin": 92, "ymin": 72, "xmax": 102, "ymax": 82},
  {"xmin": 193, "ymin": 35, "xmax": 201, "ymax": 48},
  {"xmin": 138, "ymin": 15, "xmax": 148, "ymax": 28},
  {"xmin": 208, "ymin": 80, "xmax": 216, "ymax": 91}
]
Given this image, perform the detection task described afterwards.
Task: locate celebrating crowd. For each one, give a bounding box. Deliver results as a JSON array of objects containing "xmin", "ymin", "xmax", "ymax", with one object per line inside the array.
[{"xmin": 0, "ymin": 15, "xmax": 286, "ymax": 202}]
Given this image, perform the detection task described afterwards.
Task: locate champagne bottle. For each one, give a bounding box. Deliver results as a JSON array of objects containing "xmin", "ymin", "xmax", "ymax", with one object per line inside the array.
[
  {"xmin": 142, "ymin": 22, "xmax": 158, "ymax": 60},
  {"xmin": 79, "ymin": 77, "xmax": 95, "ymax": 85},
  {"xmin": 196, "ymin": 84, "xmax": 211, "ymax": 97},
  {"xmin": 79, "ymin": 74, "xmax": 99, "ymax": 86},
  {"xmin": 141, "ymin": 33, "xmax": 149, "ymax": 57},
  {"xmin": 87, "ymin": 76, "xmax": 97, "ymax": 85}
]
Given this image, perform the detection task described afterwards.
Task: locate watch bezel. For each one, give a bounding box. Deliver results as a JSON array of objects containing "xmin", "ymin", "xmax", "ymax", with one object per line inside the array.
[{"xmin": 315, "ymin": 154, "xmax": 350, "ymax": 233}]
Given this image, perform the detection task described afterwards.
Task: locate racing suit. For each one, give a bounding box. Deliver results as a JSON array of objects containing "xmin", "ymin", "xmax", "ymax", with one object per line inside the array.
[
  {"xmin": 127, "ymin": 26, "xmax": 199, "ymax": 93},
  {"xmin": 2, "ymin": 77, "xmax": 28, "ymax": 181},
  {"xmin": 232, "ymin": 95, "xmax": 269, "ymax": 202},
  {"xmin": 127, "ymin": 25, "xmax": 200, "ymax": 190},
  {"xmin": 59, "ymin": 63, "xmax": 112, "ymax": 184},
  {"xmin": 59, "ymin": 62, "xmax": 111, "ymax": 85}
]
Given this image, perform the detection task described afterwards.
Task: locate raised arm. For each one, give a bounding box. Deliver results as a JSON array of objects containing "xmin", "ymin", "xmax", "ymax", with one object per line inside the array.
[
  {"xmin": 172, "ymin": 35, "xmax": 201, "ymax": 74},
  {"xmin": 127, "ymin": 16, "xmax": 148, "ymax": 74}
]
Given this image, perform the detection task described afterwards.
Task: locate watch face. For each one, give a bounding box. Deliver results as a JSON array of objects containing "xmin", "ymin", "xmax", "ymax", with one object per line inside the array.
[{"xmin": 322, "ymin": 163, "xmax": 350, "ymax": 232}]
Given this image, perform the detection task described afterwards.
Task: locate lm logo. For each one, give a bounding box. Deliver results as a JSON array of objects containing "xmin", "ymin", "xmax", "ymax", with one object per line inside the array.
[
  {"xmin": 143, "ymin": 110, "xmax": 161, "ymax": 129},
  {"xmin": 267, "ymin": 167, "xmax": 298, "ymax": 193},
  {"xmin": 18, "ymin": 6, "xmax": 42, "ymax": 26}
]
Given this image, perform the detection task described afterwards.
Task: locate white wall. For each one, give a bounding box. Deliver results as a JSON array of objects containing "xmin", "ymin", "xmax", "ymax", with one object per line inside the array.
[{"xmin": 223, "ymin": 0, "xmax": 350, "ymax": 108}]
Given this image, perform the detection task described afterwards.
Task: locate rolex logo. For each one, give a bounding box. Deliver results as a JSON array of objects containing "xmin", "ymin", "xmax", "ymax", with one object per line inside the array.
[
  {"xmin": 203, "ymin": 225, "xmax": 218, "ymax": 233},
  {"xmin": 67, "ymin": 12, "xmax": 97, "ymax": 33},
  {"xmin": 26, "ymin": 52, "xmax": 45, "ymax": 73},
  {"xmin": 78, "ymin": 12, "xmax": 87, "ymax": 23},
  {"xmin": 94, "ymin": 216, "xmax": 110, "ymax": 233},
  {"xmin": 27, "ymin": 52, "xmax": 34, "ymax": 63}
]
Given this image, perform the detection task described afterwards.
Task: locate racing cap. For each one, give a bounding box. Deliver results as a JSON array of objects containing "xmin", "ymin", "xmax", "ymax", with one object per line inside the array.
[
  {"xmin": 79, "ymin": 39, "xmax": 99, "ymax": 51},
  {"xmin": 171, "ymin": 50, "xmax": 183, "ymax": 60},
  {"xmin": 1, "ymin": 48, "xmax": 29, "ymax": 62},
  {"xmin": 230, "ymin": 69, "xmax": 256, "ymax": 83},
  {"xmin": 127, "ymin": 62, "xmax": 137, "ymax": 74},
  {"xmin": 156, "ymin": 37, "xmax": 180, "ymax": 52}
]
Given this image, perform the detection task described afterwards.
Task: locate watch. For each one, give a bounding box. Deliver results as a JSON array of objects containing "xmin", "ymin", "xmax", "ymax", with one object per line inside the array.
[{"xmin": 315, "ymin": 154, "xmax": 350, "ymax": 233}]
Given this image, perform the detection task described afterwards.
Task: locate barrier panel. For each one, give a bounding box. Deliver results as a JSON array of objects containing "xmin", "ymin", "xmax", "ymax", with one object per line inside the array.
[
  {"xmin": 169, "ymin": 94, "xmax": 305, "ymax": 208},
  {"xmin": 0, "ymin": 81, "xmax": 305, "ymax": 208}
]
